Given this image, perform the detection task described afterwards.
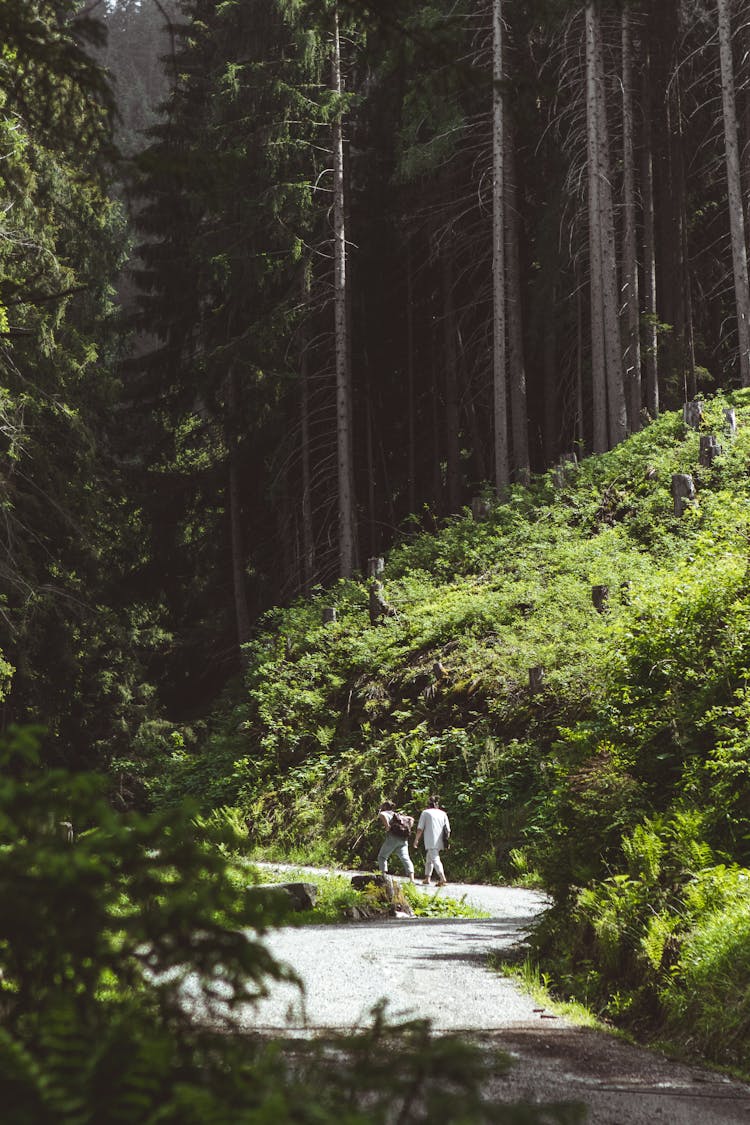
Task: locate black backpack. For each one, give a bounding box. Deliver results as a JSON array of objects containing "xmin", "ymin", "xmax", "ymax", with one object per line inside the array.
[{"xmin": 389, "ymin": 812, "xmax": 413, "ymax": 839}]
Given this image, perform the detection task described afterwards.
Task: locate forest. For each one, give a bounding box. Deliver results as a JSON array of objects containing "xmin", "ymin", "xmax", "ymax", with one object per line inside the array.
[
  {"xmin": 4, "ymin": 0, "xmax": 750, "ymax": 745},
  {"xmin": 3, "ymin": 0, "xmax": 750, "ymax": 1117}
]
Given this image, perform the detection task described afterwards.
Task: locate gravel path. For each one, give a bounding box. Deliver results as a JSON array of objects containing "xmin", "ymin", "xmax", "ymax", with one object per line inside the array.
[
  {"xmin": 244, "ymin": 870, "xmax": 552, "ymax": 1032},
  {"xmin": 225, "ymin": 865, "xmax": 750, "ymax": 1123}
]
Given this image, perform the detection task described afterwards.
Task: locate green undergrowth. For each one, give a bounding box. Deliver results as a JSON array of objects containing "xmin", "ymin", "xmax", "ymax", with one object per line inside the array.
[
  {"xmin": 490, "ymin": 953, "xmax": 605, "ymax": 1032},
  {"xmin": 231, "ymin": 863, "xmax": 486, "ymax": 922},
  {"xmin": 136, "ymin": 389, "xmax": 750, "ymax": 1069}
]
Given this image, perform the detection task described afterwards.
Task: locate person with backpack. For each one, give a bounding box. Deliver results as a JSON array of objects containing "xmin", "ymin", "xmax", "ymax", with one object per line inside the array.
[
  {"xmin": 376, "ymin": 801, "xmax": 416, "ymax": 881},
  {"xmin": 413, "ymin": 796, "xmax": 451, "ymax": 887}
]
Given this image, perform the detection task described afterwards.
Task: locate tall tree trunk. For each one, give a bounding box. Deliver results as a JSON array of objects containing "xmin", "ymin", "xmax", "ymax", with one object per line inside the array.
[
  {"xmin": 542, "ymin": 281, "xmax": 558, "ymax": 463},
  {"xmin": 641, "ymin": 44, "xmax": 659, "ymax": 417},
  {"xmin": 456, "ymin": 321, "xmax": 488, "ymax": 482},
  {"xmin": 667, "ymin": 64, "xmax": 695, "ymax": 398},
  {"xmin": 441, "ymin": 248, "xmax": 462, "ymax": 512},
  {"xmin": 576, "ymin": 279, "xmax": 585, "ymax": 450},
  {"xmin": 621, "ymin": 6, "xmax": 642, "ymax": 430},
  {"xmin": 332, "ymin": 3, "xmax": 357, "ymax": 575},
  {"xmin": 430, "ymin": 289, "xmax": 443, "ymax": 511},
  {"xmin": 492, "ymin": 0, "xmax": 510, "ymax": 492},
  {"xmin": 300, "ymin": 334, "xmax": 315, "ymax": 594},
  {"xmin": 226, "ymin": 370, "xmax": 251, "ymax": 665},
  {"xmin": 586, "ymin": 0, "xmax": 608, "ymax": 453},
  {"xmin": 406, "ymin": 237, "xmax": 417, "ymax": 514},
  {"xmin": 651, "ymin": 0, "xmax": 676, "ymax": 394},
  {"xmin": 505, "ymin": 105, "xmax": 530, "ymax": 481},
  {"xmin": 378, "ymin": 426, "xmax": 397, "ymax": 535},
  {"xmin": 718, "ymin": 0, "xmax": 750, "ymax": 386},
  {"xmin": 366, "ymin": 391, "xmax": 377, "ymax": 556},
  {"xmin": 592, "ymin": 1, "xmax": 627, "ymax": 445},
  {"xmin": 651, "ymin": 0, "xmax": 694, "ymax": 401},
  {"xmin": 742, "ymin": 17, "xmax": 750, "ymax": 232}
]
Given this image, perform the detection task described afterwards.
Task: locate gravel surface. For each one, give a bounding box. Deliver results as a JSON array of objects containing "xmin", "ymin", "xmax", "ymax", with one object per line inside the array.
[
  {"xmin": 187, "ymin": 864, "xmax": 750, "ymax": 1122},
  {"xmin": 243, "ymin": 871, "xmax": 552, "ymax": 1032}
]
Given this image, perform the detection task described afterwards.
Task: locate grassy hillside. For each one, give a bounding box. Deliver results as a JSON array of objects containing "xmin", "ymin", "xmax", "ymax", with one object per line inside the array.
[{"xmin": 141, "ymin": 390, "xmax": 750, "ymax": 1067}]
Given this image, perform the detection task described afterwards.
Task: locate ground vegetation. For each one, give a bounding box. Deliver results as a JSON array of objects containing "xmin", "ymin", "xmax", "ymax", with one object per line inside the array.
[{"xmin": 154, "ymin": 390, "xmax": 750, "ymax": 1070}]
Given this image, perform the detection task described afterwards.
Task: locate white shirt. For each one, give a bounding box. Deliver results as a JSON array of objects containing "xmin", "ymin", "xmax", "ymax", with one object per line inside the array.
[{"xmin": 417, "ymin": 807, "xmax": 450, "ymax": 850}]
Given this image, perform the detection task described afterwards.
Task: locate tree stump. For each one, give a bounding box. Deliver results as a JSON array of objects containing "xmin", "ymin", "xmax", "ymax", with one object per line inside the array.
[
  {"xmin": 350, "ymin": 874, "xmax": 415, "ymax": 917},
  {"xmin": 369, "ymin": 579, "xmax": 395, "ymax": 625},
  {"xmin": 322, "ymin": 607, "xmax": 337, "ymax": 624},
  {"xmin": 552, "ymin": 452, "xmax": 578, "ymax": 488},
  {"xmin": 351, "ymin": 873, "xmax": 394, "ymax": 899},
  {"xmin": 671, "ymin": 473, "xmax": 696, "ymax": 516},
  {"xmin": 529, "ymin": 665, "xmax": 545, "ymax": 694},
  {"xmin": 592, "ymin": 585, "xmax": 609, "ymax": 613},
  {"xmin": 471, "ymin": 496, "xmax": 491, "ymax": 522},
  {"xmin": 724, "ymin": 407, "xmax": 737, "ymax": 436},
  {"xmin": 683, "ymin": 400, "xmax": 704, "ymax": 430},
  {"xmin": 699, "ymin": 434, "xmax": 722, "ymax": 467},
  {"xmin": 367, "ymin": 557, "xmax": 385, "ymax": 578}
]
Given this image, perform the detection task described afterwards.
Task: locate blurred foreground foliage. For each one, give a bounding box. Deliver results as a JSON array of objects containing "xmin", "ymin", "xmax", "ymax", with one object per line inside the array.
[{"xmin": 0, "ymin": 728, "xmax": 581, "ymax": 1123}]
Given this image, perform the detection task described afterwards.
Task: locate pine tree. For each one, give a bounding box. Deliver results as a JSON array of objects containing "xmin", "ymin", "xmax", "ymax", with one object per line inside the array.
[
  {"xmin": 717, "ymin": 0, "xmax": 750, "ymax": 386},
  {"xmin": 0, "ymin": 1, "xmax": 153, "ymax": 766}
]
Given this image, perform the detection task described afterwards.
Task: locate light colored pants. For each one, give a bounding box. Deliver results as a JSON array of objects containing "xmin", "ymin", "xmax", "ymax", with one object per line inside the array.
[
  {"xmin": 377, "ymin": 834, "xmax": 414, "ymax": 878},
  {"xmin": 424, "ymin": 847, "xmax": 446, "ymax": 882}
]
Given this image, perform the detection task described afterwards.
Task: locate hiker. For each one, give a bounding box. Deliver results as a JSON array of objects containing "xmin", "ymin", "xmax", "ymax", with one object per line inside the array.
[
  {"xmin": 413, "ymin": 796, "xmax": 451, "ymax": 886},
  {"xmin": 376, "ymin": 801, "xmax": 415, "ymax": 881}
]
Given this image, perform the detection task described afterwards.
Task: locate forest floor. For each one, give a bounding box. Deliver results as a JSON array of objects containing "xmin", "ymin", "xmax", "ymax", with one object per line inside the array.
[{"xmin": 192, "ymin": 864, "xmax": 750, "ymax": 1122}]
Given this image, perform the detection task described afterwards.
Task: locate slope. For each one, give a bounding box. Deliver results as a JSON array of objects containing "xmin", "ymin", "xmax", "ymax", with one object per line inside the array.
[{"xmin": 144, "ymin": 389, "xmax": 750, "ymax": 1067}]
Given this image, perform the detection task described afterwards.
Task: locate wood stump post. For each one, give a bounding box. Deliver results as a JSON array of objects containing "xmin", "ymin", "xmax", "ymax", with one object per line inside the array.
[
  {"xmin": 683, "ymin": 400, "xmax": 704, "ymax": 430},
  {"xmin": 592, "ymin": 585, "xmax": 609, "ymax": 613},
  {"xmin": 471, "ymin": 496, "xmax": 491, "ymax": 522},
  {"xmin": 671, "ymin": 473, "xmax": 696, "ymax": 516},
  {"xmin": 367, "ymin": 557, "xmax": 385, "ymax": 578},
  {"xmin": 552, "ymin": 452, "xmax": 578, "ymax": 488},
  {"xmin": 699, "ymin": 434, "xmax": 722, "ymax": 467},
  {"xmin": 322, "ymin": 606, "xmax": 337, "ymax": 624},
  {"xmin": 724, "ymin": 407, "xmax": 737, "ymax": 436},
  {"xmin": 369, "ymin": 579, "xmax": 395, "ymax": 625},
  {"xmin": 529, "ymin": 665, "xmax": 545, "ymax": 694}
]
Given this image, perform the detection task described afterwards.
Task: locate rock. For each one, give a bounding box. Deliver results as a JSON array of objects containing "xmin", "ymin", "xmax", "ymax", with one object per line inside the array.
[
  {"xmin": 343, "ymin": 904, "xmax": 379, "ymax": 921},
  {"xmin": 251, "ymin": 882, "xmax": 318, "ymax": 911}
]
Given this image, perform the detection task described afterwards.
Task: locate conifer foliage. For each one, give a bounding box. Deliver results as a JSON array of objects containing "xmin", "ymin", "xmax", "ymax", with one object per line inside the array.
[
  {"xmin": 129, "ymin": 0, "xmax": 750, "ymax": 672},
  {"xmin": 0, "ymin": 1, "xmax": 171, "ymax": 773}
]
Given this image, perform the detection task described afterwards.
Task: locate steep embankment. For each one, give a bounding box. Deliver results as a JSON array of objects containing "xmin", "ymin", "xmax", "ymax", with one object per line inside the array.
[{"xmin": 149, "ymin": 391, "xmax": 750, "ymax": 1069}]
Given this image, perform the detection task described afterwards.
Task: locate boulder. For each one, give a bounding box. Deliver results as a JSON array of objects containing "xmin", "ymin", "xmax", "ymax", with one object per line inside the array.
[{"xmin": 251, "ymin": 881, "xmax": 318, "ymax": 911}]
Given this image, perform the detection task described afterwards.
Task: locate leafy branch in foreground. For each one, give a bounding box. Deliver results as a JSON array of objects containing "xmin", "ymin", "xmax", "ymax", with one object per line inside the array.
[{"xmin": 0, "ymin": 727, "xmax": 581, "ymax": 1123}]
